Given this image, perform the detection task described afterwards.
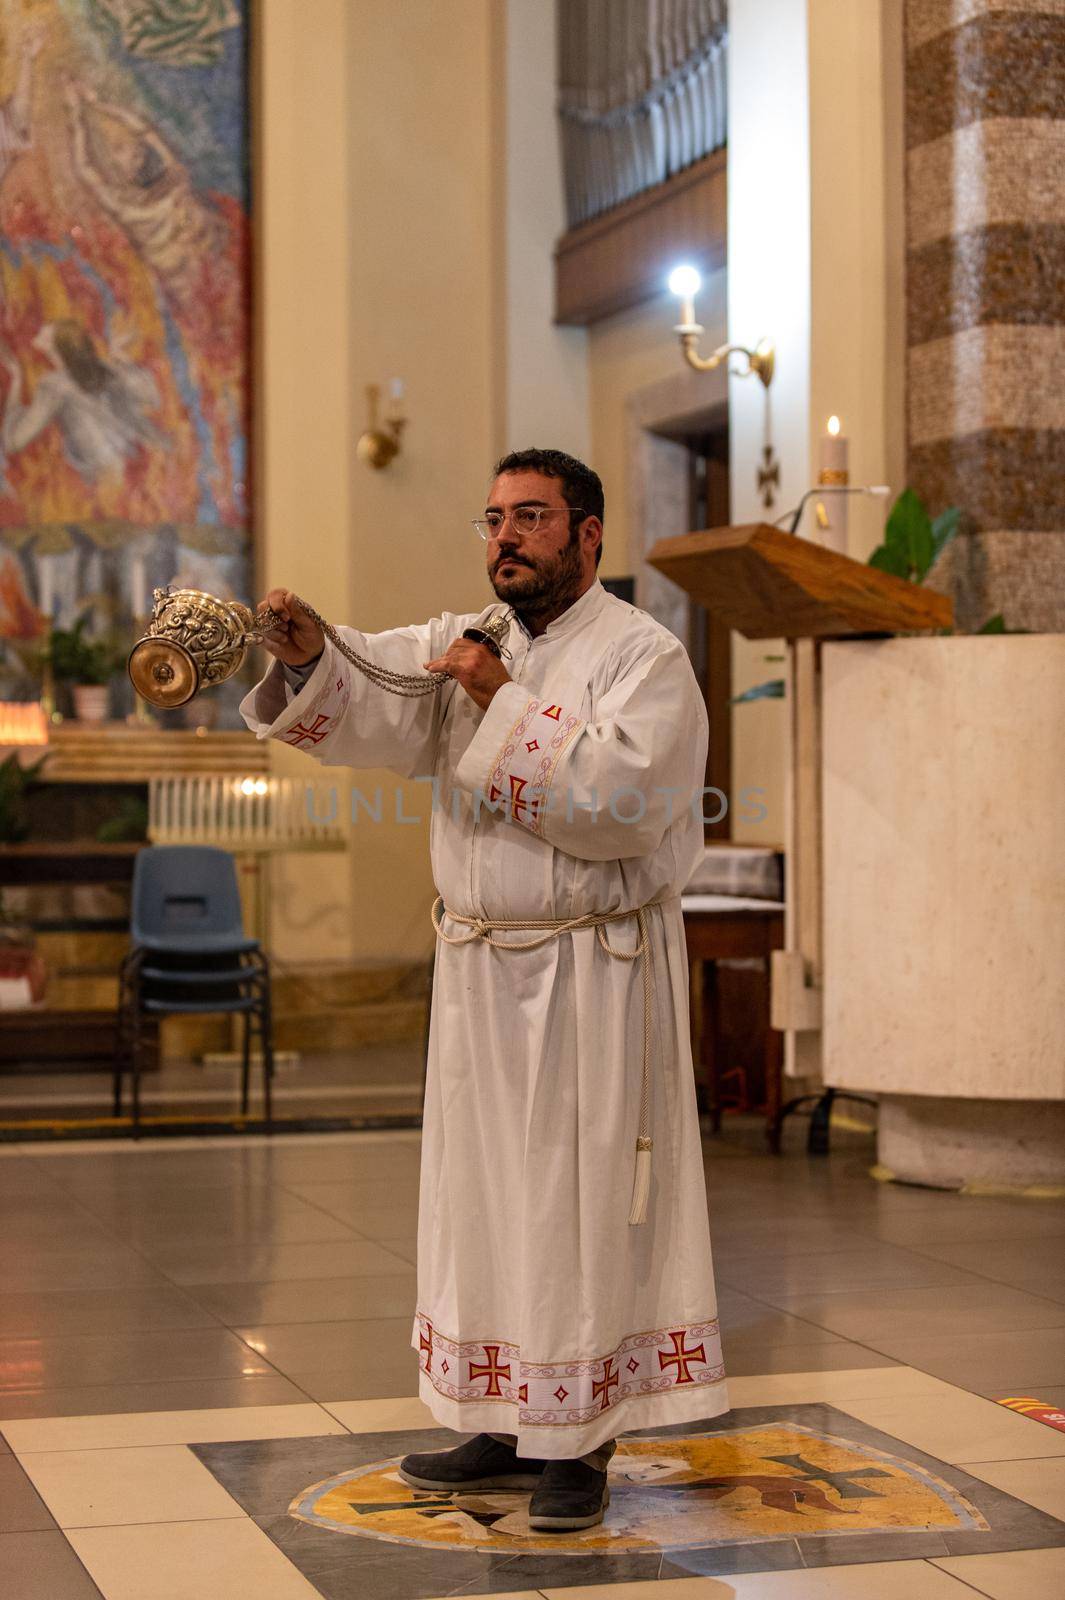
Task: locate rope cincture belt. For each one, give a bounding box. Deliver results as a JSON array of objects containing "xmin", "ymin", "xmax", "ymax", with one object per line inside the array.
[{"xmin": 431, "ymin": 896, "xmax": 658, "ymax": 1226}]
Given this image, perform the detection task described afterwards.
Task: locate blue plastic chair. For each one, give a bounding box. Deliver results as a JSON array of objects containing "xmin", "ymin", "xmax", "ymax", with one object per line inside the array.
[{"xmin": 114, "ymin": 846, "xmax": 274, "ymax": 1133}]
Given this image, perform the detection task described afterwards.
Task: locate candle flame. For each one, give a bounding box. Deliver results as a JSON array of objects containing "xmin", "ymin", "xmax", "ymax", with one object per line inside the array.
[{"xmin": 827, "ymin": 415, "xmax": 841, "ymax": 436}]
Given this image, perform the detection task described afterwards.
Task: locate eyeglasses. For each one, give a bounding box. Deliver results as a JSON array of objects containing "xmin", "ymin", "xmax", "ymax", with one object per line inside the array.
[{"xmin": 472, "ymin": 506, "xmax": 586, "ymax": 540}]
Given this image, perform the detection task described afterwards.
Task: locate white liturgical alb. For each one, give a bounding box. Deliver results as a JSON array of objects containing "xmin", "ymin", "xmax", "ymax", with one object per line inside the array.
[{"xmin": 241, "ymin": 580, "xmax": 727, "ymax": 1457}]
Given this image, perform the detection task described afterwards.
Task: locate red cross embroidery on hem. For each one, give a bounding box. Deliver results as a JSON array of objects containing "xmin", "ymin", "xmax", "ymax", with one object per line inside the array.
[
  {"xmin": 469, "ymin": 1345, "xmax": 512, "ymax": 1397},
  {"xmin": 658, "ymin": 1329, "xmax": 707, "ymax": 1385},
  {"xmin": 592, "ymin": 1356, "xmax": 620, "ymax": 1413},
  {"xmin": 418, "ymin": 1322, "xmax": 433, "ymax": 1373}
]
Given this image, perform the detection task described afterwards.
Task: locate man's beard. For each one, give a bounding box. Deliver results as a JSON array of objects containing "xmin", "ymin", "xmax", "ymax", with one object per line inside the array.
[{"xmin": 489, "ymin": 532, "xmax": 584, "ymax": 619}]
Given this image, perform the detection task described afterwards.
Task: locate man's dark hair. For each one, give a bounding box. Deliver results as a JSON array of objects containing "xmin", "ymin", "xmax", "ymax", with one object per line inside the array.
[{"xmin": 493, "ymin": 447, "xmax": 605, "ymax": 567}]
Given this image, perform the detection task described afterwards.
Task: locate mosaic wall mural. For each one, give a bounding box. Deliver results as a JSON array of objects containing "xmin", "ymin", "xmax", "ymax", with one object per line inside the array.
[{"xmin": 0, "ymin": 0, "xmax": 250, "ymax": 715}]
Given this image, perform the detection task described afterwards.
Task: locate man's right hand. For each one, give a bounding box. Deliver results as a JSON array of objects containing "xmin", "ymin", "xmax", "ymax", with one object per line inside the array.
[{"xmin": 258, "ymin": 588, "xmax": 325, "ymax": 668}]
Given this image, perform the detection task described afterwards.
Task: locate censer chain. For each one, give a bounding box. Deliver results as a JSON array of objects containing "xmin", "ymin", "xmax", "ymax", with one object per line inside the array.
[{"xmin": 259, "ymin": 597, "xmax": 448, "ymax": 698}]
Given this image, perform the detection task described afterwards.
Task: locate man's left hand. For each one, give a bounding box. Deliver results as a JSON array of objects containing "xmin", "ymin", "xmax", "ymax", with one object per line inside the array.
[{"xmin": 423, "ymin": 639, "xmax": 511, "ymax": 711}]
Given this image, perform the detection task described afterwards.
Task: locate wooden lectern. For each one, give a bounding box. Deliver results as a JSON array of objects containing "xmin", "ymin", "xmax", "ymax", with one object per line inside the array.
[{"xmin": 648, "ymin": 524, "xmax": 952, "ymax": 1115}]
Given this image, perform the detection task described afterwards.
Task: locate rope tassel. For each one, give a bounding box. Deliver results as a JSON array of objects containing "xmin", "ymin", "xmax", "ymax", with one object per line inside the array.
[{"xmin": 628, "ymin": 1136, "xmax": 653, "ymax": 1226}]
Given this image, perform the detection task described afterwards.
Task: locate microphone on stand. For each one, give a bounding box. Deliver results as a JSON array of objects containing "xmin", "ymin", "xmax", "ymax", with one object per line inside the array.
[{"xmin": 779, "ymin": 485, "xmax": 891, "ymax": 536}]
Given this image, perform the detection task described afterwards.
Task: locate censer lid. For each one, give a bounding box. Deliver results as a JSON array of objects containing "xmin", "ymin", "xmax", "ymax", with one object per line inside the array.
[{"xmin": 128, "ymin": 636, "xmax": 200, "ymax": 709}]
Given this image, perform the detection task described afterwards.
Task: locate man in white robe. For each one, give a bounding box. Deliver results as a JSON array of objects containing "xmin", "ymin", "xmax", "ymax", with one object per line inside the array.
[{"xmin": 241, "ymin": 448, "xmax": 727, "ymax": 1530}]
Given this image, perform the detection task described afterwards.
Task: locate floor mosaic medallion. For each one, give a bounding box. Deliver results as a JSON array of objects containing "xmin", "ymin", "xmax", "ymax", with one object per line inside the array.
[
  {"xmin": 192, "ymin": 1405, "xmax": 1065, "ymax": 1599},
  {"xmin": 288, "ymin": 1422, "xmax": 987, "ymax": 1555}
]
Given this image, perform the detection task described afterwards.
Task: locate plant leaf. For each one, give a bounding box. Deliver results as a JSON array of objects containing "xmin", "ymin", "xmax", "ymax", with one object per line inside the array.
[
  {"xmin": 868, "ymin": 543, "xmax": 909, "ymax": 579},
  {"xmin": 731, "ymin": 678, "xmax": 786, "ymax": 704},
  {"xmin": 976, "ymin": 613, "xmax": 1006, "ymax": 634},
  {"xmin": 930, "ymin": 505, "xmax": 960, "ymax": 566},
  {"xmin": 884, "ymin": 487, "xmax": 934, "ymax": 579}
]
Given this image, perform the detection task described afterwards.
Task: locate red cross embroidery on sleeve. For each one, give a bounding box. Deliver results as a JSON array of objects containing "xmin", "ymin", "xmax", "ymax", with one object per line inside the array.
[
  {"xmin": 658, "ymin": 1329, "xmax": 707, "ymax": 1384},
  {"xmin": 282, "ymin": 713, "xmax": 332, "ymax": 747}
]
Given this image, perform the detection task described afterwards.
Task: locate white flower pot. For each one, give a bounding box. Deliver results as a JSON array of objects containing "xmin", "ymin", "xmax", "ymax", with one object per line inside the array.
[{"xmin": 72, "ymin": 684, "xmax": 110, "ymax": 723}]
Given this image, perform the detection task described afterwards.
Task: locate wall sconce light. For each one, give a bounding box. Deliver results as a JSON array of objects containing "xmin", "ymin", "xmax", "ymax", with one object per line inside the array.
[
  {"xmin": 667, "ymin": 265, "xmax": 775, "ymax": 387},
  {"xmin": 356, "ymin": 380, "xmax": 406, "ymax": 470}
]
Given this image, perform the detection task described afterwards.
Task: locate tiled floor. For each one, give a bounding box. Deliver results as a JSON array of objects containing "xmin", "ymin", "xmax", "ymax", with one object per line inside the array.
[
  {"xmin": 0, "ymin": 1044, "xmax": 424, "ymax": 1126},
  {"xmin": 1, "ymin": 1121, "xmax": 1063, "ymax": 1598}
]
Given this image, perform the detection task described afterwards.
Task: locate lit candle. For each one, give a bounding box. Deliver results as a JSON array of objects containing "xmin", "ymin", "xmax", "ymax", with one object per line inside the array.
[
  {"xmin": 668, "ymin": 264, "xmax": 703, "ymax": 331},
  {"xmin": 817, "ymin": 415, "xmax": 849, "ymax": 553}
]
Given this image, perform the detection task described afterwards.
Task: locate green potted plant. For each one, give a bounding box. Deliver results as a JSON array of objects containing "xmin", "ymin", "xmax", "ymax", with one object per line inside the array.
[{"xmin": 47, "ymin": 616, "xmax": 123, "ymax": 723}]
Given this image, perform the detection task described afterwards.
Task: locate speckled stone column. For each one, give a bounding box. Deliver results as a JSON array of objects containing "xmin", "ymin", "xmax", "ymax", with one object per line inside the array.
[{"xmin": 905, "ymin": 0, "xmax": 1065, "ymax": 632}]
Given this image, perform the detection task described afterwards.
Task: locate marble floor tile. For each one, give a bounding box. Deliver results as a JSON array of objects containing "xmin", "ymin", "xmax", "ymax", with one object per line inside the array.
[
  {"xmin": 0, "ymin": 1285, "xmax": 222, "ymax": 1340},
  {"xmin": 838, "ymin": 1390, "xmax": 1065, "ymax": 1464},
  {"xmin": 119, "ymin": 1216, "xmax": 355, "ymax": 1254},
  {"xmin": 715, "ymin": 1339, "xmax": 899, "ymax": 1376},
  {"xmin": 861, "ymin": 1203, "xmax": 1065, "ymax": 1249},
  {"xmin": 67, "ymin": 1516, "xmax": 322, "ymax": 1600},
  {"xmin": 237, "ymin": 1316, "xmax": 421, "ymax": 1382},
  {"xmin": 0, "ymin": 1454, "xmax": 55, "ymax": 1532},
  {"xmin": 346, "ymin": 1210, "xmax": 424, "ymax": 1242},
  {"xmin": 0, "ymin": 1372, "xmax": 309, "ymax": 1423},
  {"xmin": 932, "ymin": 1545, "xmax": 1065, "ymax": 1599},
  {"xmin": 3, "ymin": 1401, "xmax": 345, "ymax": 1453},
  {"xmin": 281, "ymin": 1180, "xmax": 421, "ymax": 1220},
  {"xmin": 961, "ymin": 1457, "xmax": 1065, "ymax": 1521},
  {"xmin": 716, "ymin": 1296, "xmax": 847, "ymax": 1349},
  {"xmin": 773, "ymin": 1283, "xmax": 1065, "ymax": 1344},
  {"xmin": 145, "ymin": 1238, "xmax": 413, "ymax": 1285},
  {"xmin": 715, "ymin": 1247, "xmax": 990, "ymax": 1300},
  {"xmin": 869, "ymin": 1328, "xmax": 1065, "ymax": 1396},
  {"xmin": 185, "ymin": 1272, "xmax": 418, "ymax": 1328},
  {"xmin": 0, "ymin": 1528, "xmax": 104, "ymax": 1599},
  {"xmin": 18, "ymin": 1442, "xmax": 245, "ymax": 1528},
  {"xmin": 0, "ymin": 1325, "xmax": 274, "ymax": 1394},
  {"xmin": 320, "ymin": 1395, "xmax": 437, "ymax": 1432},
  {"xmin": 0, "ymin": 1246, "xmax": 169, "ymax": 1295},
  {"xmin": 722, "ymin": 1366, "xmax": 963, "ymax": 1407},
  {"xmin": 537, "ymin": 1560, "xmax": 978, "ymax": 1596},
  {"xmin": 898, "ymin": 1239, "xmax": 1065, "ymax": 1306},
  {"xmin": 281, "ymin": 1356, "xmax": 420, "ymax": 1404}
]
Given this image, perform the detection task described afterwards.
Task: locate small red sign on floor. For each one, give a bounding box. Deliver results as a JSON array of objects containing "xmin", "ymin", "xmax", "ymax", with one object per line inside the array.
[{"xmin": 997, "ymin": 1396, "xmax": 1065, "ymax": 1433}]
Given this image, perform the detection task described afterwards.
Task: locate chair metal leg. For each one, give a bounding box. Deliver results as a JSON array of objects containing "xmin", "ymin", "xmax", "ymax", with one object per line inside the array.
[
  {"xmin": 240, "ymin": 1010, "xmax": 251, "ymax": 1116},
  {"xmin": 260, "ymin": 986, "xmax": 274, "ymax": 1130},
  {"xmin": 131, "ymin": 1008, "xmax": 143, "ymax": 1138},
  {"xmin": 703, "ymin": 959, "xmax": 722, "ymax": 1133},
  {"xmin": 113, "ymin": 997, "xmax": 127, "ymax": 1119}
]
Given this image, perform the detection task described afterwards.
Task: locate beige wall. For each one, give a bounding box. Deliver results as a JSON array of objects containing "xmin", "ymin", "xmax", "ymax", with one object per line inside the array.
[
  {"xmin": 260, "ymin": 0, "xmax": 500, "ymax": 964},
  {"xmin": 589, "ymin": 283, "xmax": 725, "ymax": 579},
  {"xmin": 502, "ymin": 0, "xmax": 590, "ymax": 457}
]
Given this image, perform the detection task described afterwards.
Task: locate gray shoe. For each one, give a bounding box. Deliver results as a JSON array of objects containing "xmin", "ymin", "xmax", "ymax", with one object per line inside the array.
[
  {"xmin": 398, "ymin": 1433, "xmax": 547, "ymax": 1491},
  {"xmin": 527, "ymin": 1458, "xmax": 610, "ymax": 1530}
]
